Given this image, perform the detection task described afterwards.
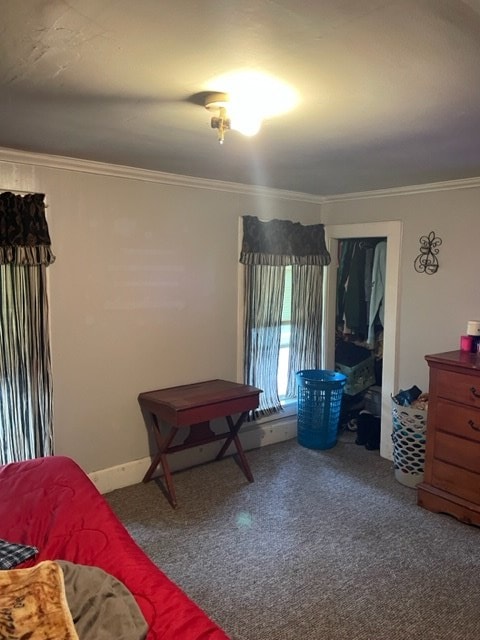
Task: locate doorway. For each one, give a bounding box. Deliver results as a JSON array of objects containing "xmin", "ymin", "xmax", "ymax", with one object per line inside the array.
[{"xmin": 322, "ymin": 222, "xmax": 402, "ymax": 460}]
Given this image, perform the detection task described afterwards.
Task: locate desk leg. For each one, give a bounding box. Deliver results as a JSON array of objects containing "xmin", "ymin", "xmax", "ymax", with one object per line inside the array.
[
  {"xmin": 216, "ymin": 411, "xmax": 254, "ymax": 483},
  {"xmin": 143, "ymin": 415, "xmax": 179, "ymax": 508}
]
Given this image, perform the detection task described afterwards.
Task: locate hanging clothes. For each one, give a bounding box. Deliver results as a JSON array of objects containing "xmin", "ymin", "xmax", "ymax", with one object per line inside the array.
[
  {"xmin": 363, "ymin": 243, "xmax": 374, "ymax": 309},
  {"xmin": 367, "ymin": 241, "xmax": 387, "ymax": 346},
  {"xmin": 342, "ymin": 241, "xmax": 368, "ymax": 338},
  {"xmin": 336, "ymin": 240, "xmax": 354, "ymax": 327}
]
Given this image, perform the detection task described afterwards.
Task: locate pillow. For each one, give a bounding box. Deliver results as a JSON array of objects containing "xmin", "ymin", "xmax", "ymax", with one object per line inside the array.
[{"xmin": 0, "ymin": 539, "xmax": 38, "ymax": 569}]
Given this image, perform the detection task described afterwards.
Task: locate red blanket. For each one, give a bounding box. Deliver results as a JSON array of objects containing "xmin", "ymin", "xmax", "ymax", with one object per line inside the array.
[{"xmin": 0, "ymin": 456, "xmax": 230, "ymax": 640}]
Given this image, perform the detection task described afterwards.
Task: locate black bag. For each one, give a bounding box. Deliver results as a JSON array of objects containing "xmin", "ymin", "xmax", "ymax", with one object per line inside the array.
[{"xmin": 355, "ymin": 412, "xmax": 380, "ymax": 450}]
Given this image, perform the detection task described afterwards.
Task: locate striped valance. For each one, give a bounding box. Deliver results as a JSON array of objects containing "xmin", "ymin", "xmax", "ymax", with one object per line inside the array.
[
  {"xmin": 239, "ymin": 215, "xmax": 331, "ymax": 266},
  {"xmin": 0, "ymin": 192, "xmax": 55, "ymax": 266}
]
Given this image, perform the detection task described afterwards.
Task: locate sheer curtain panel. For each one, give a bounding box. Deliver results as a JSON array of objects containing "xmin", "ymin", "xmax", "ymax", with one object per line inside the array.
[
  {"xmin": 243, "ymin": 264, "xmax": 285, "ymax": 415},
  {"xmin": 285, "ymin": 265, "xmax": 324, "ymax": 398},
  {"xmin": 0, "ymin": 192, "xmax": 55, "ymax": 464}
]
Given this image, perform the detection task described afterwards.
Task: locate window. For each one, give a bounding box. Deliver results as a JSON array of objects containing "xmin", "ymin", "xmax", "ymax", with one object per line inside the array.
[{"xmin": 239, "ymin": 216, "xmax": 331, "ymax": 419}]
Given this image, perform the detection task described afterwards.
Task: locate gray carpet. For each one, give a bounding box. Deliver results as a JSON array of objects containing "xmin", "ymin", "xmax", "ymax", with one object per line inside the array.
[{"xmin": 105, "ymin": 434, "xmax": 480, "ymax": 640}]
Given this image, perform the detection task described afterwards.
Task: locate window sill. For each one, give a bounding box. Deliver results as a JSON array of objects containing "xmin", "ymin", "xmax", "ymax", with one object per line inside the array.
[{"xmin": 254, "ymin": 400, "xmax": 297, "ymax": 426}]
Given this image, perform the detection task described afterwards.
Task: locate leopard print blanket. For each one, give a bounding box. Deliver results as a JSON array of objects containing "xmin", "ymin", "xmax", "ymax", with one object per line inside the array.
[{"xmin": 0, "ymin": 560, "xmax": 78, "ymax": 640}]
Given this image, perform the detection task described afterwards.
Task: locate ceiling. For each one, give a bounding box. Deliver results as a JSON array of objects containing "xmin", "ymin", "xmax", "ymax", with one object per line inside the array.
[{"xmin": 2, "ymin": 0, "xmax": 480, "ymax": 197}]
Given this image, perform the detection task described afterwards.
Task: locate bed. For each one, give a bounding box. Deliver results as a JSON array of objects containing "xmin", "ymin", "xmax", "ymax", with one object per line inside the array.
[{"xmin": 0, "ymin": 455, "xmax": 230, "ymax": 640}]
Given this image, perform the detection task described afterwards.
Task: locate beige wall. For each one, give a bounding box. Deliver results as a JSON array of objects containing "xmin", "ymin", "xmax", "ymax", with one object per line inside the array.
[
  {"xmin": 0, "ymin": 152, "xmax": 321, "ymax": 475},
  {"xmin": 2, "ymin": 150, "xmax": 480, "ymax": 483},
  {"xmin": 321, "ymin": 184, "xmax": 480, "ymax": 394}
]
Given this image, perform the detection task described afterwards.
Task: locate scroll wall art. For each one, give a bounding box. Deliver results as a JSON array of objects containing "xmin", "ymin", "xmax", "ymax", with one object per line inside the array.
[{"xmin": 414, "ymin": 230, "xmax": 442, "ymax": 275}]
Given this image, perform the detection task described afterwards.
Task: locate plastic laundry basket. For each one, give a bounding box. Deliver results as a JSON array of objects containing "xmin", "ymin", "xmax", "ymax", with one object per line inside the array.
[
  {"xmin": 391, "ymin": 402, "xmax": 427, "ymax": 488},
  {"xmin": 296, "ymin": 370, "xmax": 347, "ymax": 450}
]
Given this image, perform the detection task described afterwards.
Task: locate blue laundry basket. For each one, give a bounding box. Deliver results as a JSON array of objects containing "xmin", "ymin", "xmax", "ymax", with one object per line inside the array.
[{"xmin": 296, "ymin": 370, "xmax": 347, "ymax": 450}]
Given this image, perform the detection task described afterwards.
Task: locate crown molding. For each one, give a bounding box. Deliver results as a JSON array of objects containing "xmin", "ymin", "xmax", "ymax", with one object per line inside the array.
[
  {"xmin": 322, "ymin": 176, "xmax": 480, "ymax": 202},
  {"xmin": 0, "ymin": 147, "xmax": 324, "ymax": 204},
  {"xmin": 2, "ymin": 146, "xmax": 479, "ymax": 204}
]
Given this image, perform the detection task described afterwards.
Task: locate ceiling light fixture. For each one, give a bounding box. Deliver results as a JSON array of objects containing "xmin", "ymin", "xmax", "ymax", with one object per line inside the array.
[
  {"xmin": 204, "ymin": 71, "xmax": 300, "ymax": 144},
  {"xmin": 205, "ymin": 92, "xmax": 262, "ymax": 144},
  {"xmin": 205, "ymin": 93, "xmax": 231, "ymax": 145}
]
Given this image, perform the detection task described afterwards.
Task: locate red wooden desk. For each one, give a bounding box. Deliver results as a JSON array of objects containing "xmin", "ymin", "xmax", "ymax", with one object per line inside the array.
[{"xmin": 138, "ymin": 379, "xmax": 262, "ymax": 507}]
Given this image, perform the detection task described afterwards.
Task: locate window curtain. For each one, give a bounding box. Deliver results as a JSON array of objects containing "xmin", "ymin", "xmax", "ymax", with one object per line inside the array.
[
  {"xmin": 243, "ymin": 264, "xmax": 285, "ymax": 415},
  {"xmin": 240, "ymin": 215, "xmax": 330, "ymax": 416},
  {"xmin": 285, "ymin": 264, "xmax": 324, "ymax": 398},
  {"xmin": 0, "ymin": 192, "xmax": 55, "ymax": 464}
]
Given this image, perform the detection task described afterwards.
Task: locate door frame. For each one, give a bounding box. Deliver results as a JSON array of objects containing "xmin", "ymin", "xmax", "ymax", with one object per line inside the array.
[{"xmin": 322, "ymin": 221, "xmax": 402, "ymax": 460}]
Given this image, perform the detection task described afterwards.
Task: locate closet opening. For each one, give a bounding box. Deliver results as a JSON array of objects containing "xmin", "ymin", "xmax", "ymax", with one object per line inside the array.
[
  {"xmin": 335, "ymin": 237, "xmax": 387, "ymax": 453},
  {"xmin": 323, "ymin": 221, "xmax": 401, "ymax": 461}
]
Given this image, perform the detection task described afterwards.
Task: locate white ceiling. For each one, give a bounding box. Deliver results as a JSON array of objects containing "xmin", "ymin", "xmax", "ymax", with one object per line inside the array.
[{"xmin": 2, "ymin": 0, "xmax": 480, "ymax": 196}]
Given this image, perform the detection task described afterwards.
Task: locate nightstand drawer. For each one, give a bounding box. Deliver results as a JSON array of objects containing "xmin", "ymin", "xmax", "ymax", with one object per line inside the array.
[
  {"xmin": 436, "ymin": 369, "xmax": 480, "ymax": 408},
  {"xmin": 432, "ymin": 459, "xmax": 480, "ymax": 505},
  {"xmin": 434, "ymin": 431, "xmax": 480, "ymax": 474},
  {"xmin": 436, "ymin": 399, "xmax": 480, "ymax": 442}
]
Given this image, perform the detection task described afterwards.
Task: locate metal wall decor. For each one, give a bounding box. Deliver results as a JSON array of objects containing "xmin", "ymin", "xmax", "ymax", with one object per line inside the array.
[{"xmin": 414, "ymin": 230, "xmax": 442, "ymax": 274}]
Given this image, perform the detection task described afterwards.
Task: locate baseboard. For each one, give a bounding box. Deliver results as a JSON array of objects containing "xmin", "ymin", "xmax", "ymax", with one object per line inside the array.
[{"xmin": 89, "ymin": 416, "xmax": 297, "ymax": 494}]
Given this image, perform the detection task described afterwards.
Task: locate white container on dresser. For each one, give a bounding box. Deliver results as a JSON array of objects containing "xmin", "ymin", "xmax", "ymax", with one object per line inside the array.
[{"xmin": 417, "ymin": 350, "xmax": 480, "ymax": 526}]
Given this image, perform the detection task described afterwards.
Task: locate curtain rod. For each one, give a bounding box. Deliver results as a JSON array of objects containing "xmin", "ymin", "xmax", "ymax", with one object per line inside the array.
[{"xmin": 1, "ymin": 188, "xmax": 43, "ymax": 195}]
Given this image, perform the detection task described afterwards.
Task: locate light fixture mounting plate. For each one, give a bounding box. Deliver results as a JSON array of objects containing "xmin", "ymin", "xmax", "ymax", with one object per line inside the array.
[{"xmin": 204, "ymin": 92, "xmax": 229, "ymax": 111}]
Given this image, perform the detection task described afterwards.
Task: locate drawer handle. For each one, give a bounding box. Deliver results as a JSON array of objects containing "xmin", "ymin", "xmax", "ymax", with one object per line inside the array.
[
  {"xmin": 471, "ymin": 386, "xmax": 480, "ymax": 398},
  {"xmin": 468, "ymin": 419, "xmax": 480, "ymax": 432}
]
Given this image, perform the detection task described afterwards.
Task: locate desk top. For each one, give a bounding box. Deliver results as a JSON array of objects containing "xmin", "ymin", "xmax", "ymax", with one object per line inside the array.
[{"xmin": 138, "ymin": 379, "xmax": 262, "ymax": 426}]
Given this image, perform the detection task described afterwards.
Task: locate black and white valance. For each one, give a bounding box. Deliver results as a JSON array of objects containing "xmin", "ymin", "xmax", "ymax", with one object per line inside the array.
[
  {"xmin": 239, "ymin": 215, "xmax": 331, "ymax": 266},
  {"xmin": 0, "ymin": 192, "xmax": 55, "ymax": 266}
]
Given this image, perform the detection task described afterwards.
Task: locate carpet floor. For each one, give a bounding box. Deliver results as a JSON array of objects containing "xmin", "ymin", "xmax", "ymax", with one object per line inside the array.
[{"xmin": 106, "ymin": 433, "xmax": 480, "ymax": 640}]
